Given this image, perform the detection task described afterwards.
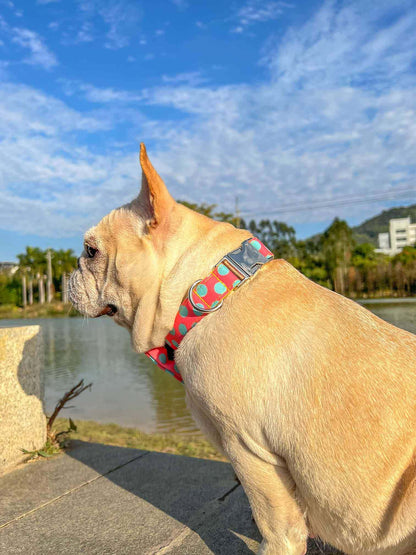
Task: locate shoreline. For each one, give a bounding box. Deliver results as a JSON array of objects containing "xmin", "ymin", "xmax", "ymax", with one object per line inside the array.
[
  {"xmin": 355, "ymin": 297, "xmax": 416, "ymax": 305},
  {"xmin": 55, "ymin": 418, "xmax": 224, "ymax": 461},
  {"xmin": 1, "ymin": 296, "xmax": 415, "ymax": 320},
  {"xmin": 0, "ymin": 302, "xmax": 79, "ymax": 320}
]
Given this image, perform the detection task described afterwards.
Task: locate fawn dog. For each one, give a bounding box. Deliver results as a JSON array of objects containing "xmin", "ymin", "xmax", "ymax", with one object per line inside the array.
[{"xmin": 69, "ymin": 144, "xmax": 416, "ymax": 554}]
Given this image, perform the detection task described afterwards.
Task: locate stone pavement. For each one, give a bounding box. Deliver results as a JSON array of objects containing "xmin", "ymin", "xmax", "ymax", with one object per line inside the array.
[{"xmin": 0, "ymin": 440, "xmax": 337, "ymax": 554}]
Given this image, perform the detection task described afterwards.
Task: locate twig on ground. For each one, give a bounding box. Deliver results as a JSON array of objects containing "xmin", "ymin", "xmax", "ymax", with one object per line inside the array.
[
  {"xmin": 47, "ymin": 379, "xmax": 92, "ymax": 434},
  {"xmin": 21, "ymin": 379, "xmax": 92, "ymax": 461}
]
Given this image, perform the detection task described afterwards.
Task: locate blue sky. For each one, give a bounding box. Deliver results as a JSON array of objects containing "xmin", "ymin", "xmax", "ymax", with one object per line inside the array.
[{"xmin": 1, "ymin": 0, "xmax": 416, "ymax": 260}]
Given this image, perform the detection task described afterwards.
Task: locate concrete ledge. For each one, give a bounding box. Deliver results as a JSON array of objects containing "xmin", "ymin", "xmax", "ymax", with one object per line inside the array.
[{"xmin": 0, "ymin": 325, "xmax": 46, "ymax": 475}]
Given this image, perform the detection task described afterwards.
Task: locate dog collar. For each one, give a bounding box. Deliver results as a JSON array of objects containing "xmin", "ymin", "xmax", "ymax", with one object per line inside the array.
[{"xmin": 145, "ymin": 237, "xmax": 274, "ymax": 382}]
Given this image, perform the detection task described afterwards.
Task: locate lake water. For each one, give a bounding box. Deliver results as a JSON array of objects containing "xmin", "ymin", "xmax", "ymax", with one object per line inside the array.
[{"xmin": 1, "ymin": 300, "xmax": 415, "ymax": 436}]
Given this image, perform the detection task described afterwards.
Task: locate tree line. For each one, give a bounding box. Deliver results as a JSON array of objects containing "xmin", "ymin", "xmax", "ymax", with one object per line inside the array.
[
  {"xmin": 180, "ymin": 201, "xmax": 416, "ymax": 298},
  {"xmin": 1, "ymin": 203, "xmax": 415, "ymax": 307},
  {"xmin": 0, "ymin": 247, "xmax": 77, "ymax": 306}
]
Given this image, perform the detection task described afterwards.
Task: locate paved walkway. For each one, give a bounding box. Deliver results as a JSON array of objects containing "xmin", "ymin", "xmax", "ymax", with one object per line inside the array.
[{"xmin": 0, "ymin": 441, "xmax": 337, "ymax": 554}]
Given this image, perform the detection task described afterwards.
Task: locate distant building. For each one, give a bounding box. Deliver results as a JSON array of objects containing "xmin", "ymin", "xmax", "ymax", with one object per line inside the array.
[
  {"xmin": 377, "ymin": 217, "xmax": 416, "ymax": 255},
  {"xmin": 378, "ymin": 232, "xmax": 390, "ymax": 252}
]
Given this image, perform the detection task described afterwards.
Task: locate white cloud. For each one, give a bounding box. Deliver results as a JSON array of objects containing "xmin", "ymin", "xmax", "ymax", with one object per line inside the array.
[
  {"xmin": 0, "ymin": 83, "xmax": 139, "ymax": 237},
  {"xmin": 60, "ymin": 80, "xmax": 143, "ymax": 103},
  {"xmin": 232, "ymin": 0, "xmax": 293, "ymax": 32},
  {"xmin": 11, "ymin": 27, "xmax": 57, "ymax": 69},
  {"xmin": 65, "ymin": 0, "xmax": 141, "ymax": 50},
  {"xmin": 0, "ymin": 83, "xmax": 109, "ymax": 134},
  {"xmin": 266, "ymin": 0, "xmax": 416, "ymax": 89},
  {"xmin": 1, "ymin": 0, "xmax": 416, "ymax": 240},
  {"xmin": 98, "ymin": 1, "xmax": 142, "ymax": 49},
  {"xmin": 161, "ymin": 71, "xmax": 208, "ymax": 87},
  {"xmin": 0, "ymin": 15, "xmax": 58, "ymax": 69},
  {"xmin": 139, "ymin": 0, "xmax": 416, "ymax": 223},
  {"xmin": 75, "ymin": 21, "xmax": 94, "ymax": 43}
]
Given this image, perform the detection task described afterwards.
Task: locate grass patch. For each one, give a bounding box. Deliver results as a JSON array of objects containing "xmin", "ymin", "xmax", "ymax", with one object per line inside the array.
[
  {"xmin": 0, "ymin": 302, "xmax": 79, "ymax": 319},
  {"xmin": 21, "ymin": 438, "xmax": 65, "ymax": 460},
  {"xmin": 54, "ymin": 418, "xmax": 225, "ymax": 461}
]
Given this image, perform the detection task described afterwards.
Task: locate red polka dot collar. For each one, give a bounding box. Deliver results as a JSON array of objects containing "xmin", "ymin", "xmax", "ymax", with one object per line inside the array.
[{"xmin": 146, "ymin": 237, "xmax": 274, "ymax": 382}]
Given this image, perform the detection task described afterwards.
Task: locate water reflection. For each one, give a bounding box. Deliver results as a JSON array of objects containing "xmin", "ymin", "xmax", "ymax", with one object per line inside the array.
[
  {"xmin": 1, "ymin": 301, "xmax": 414, "ymax": 435},
  {"xmin": 1, "ymin": 317, "xmax": 199, "ymax": 436},
  {"xmin": 361, "ymin": 301, "xmax": 416, "ymax": 335}
]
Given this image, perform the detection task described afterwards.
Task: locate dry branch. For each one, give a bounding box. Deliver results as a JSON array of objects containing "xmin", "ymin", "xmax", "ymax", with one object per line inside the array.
[{"xmin": 47, "ymin": 379, "xmax": 92, "ymax": 434}]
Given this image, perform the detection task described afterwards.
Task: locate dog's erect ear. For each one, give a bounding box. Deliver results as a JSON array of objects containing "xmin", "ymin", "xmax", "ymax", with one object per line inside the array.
[{"xmin": 139, "ymin": 143, "xmax": 175, "ymax": 228}]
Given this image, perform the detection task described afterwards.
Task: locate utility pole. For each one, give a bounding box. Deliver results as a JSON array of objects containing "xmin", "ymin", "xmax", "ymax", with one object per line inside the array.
[
  {"xmin": 22, "ymin": 274, "xmax": 27, "ymax": 308},
  {"xmin": 27, "ymin": 267, "xmax": 33, "ymax": 305},
  {"xmin": 38, "ymin": 273, "xmax": 45, "ymax": 304},
  {"xmin": 28, "ymin": 278, "xmax": 33, "ymax": 305},
  {"xmin": 46, "ymin": 249, "xmax": 53, "ymax": 303},
  {"xmin": 235, "ymin": 196, "xmax": 241, "ymax": 229},
  {"xmin": 62, "ymin": 273, "xmax": 68, "ymax": 303}
]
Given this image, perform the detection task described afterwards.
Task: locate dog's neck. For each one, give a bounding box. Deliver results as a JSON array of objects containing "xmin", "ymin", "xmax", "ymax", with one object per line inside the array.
[{"xmin": 131, "ymin": 204, "xmax": 250, "ymax": 352}]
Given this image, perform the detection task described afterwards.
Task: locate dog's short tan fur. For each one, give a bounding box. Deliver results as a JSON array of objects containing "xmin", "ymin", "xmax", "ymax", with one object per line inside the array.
[{"xmin": 69, "ymin": 144, "xmax": 416, "ymax": 555}]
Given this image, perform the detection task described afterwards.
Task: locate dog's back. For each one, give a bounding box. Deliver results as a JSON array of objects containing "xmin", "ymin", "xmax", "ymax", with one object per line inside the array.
[{"xmin": 181, "ymin": 258, "xmax": 416, "ymax": 554}]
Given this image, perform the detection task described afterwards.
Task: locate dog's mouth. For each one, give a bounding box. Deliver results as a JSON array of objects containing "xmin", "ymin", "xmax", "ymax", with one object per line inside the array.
[{"xmin": 96, "ymin": 304, "xmax": 118, "ymax": 318}]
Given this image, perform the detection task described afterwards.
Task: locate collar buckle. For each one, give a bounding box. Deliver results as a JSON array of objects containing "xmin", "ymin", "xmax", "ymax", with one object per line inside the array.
[{"xmin": 221, "ymin": 239, "xmax": 269, "ymax": 287}]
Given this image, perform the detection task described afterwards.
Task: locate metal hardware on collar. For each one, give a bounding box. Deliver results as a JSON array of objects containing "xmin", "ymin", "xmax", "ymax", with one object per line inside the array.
[
  {"xmin": 188, "ymin": 279, "xmax": 224, "ymax": 313},
  {"xmin": 220, "ymin": 239, "xmax": 269, "ymax": 287},
  {"xmin": 146, "ymin": 237, "xmax": 273, "ymax": 383}
]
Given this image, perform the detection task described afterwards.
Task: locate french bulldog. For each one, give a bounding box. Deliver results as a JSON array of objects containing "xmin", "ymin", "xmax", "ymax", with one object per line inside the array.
[{"xmin": 69, "ymin": 143, "xmax": 416, "ymax": 555}]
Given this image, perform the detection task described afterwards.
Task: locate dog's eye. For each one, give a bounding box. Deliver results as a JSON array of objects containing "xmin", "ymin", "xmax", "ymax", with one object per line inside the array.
[{"xmin": 85, "ymin": 245, "xmax": 98, "ymax": 258}]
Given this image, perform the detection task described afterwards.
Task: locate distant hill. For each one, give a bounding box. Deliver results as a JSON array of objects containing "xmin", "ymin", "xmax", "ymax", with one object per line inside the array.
[{"xmin": 352, "ymin": 204, "xmax": 416, "ymax": 245}]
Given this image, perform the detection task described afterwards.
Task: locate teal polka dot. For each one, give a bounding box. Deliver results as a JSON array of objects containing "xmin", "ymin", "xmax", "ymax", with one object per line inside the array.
[
  {"xmin": 266, "ymin": 254, "xmax": 273, "ymax": 259},
  {"xmin": 159, "ymin": 353, "xmax": 167, "ymax": 364},
  {"xmin": 196, "ymin": 283, "xmax": 208, "ymax": 297},
  {"xmin": 233, "ymin": 279, "xmax": 241, "ymax": 288},
  {"xmin": 251, "ymin": 240, "xmax": 261, "ymax": 251},
  {"xmin": 178, "ymin": 323, "xmax": 187, "ymax": 335},
  {"xmin": 170, "ymin": 328, "xmax": 175, "ymax": 336},
  {"xmin": 214, "ymin": 282, "xmax": 227, "ymax": 295},
  {"xmin": 217, "ymin": 263, "xmax": 229, "ymax": 276},
  {"xmin": 211, "ymin": 300, "xmax": 219, "ymax": 308},
  {"xmin": 193, "ymin": 304, "xmax": 204, "ymax": 316},
  {"xmin": 165, "ymin": 338, "xmax": 171, "ymax": 347},
  {"xmin": 179, "ymin": 305, "xmax": 188, "ymax": 317},
  {"xmin": 191, "ymin": 323, "xmax": 197, "ymax": 328},
  {"xmin": 172, "ymin": 340, "xmax": 179, "ymax": 348}
]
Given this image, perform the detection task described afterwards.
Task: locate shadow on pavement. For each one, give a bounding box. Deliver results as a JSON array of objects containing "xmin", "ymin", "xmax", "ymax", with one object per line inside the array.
[{"xmin": 67, "ymin": 440, "xmax": 341, "ymax": 555}]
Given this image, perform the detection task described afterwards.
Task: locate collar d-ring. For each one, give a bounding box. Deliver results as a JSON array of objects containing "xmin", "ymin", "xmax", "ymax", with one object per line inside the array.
[{"xmin": 188, "ymin": 279, "xmax": 224, "ymax": 313}]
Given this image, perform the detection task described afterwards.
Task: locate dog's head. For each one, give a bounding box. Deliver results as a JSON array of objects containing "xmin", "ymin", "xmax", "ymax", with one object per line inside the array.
[{"xmin": 69, "ymin": 143, "xmax": 227, "ymax": 353}]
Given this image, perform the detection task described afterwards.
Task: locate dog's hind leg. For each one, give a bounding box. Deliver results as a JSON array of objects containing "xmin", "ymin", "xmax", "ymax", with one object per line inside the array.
[{"xmin": 224, "ymin": 436, "xmax": 308, "ymax": 555}]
